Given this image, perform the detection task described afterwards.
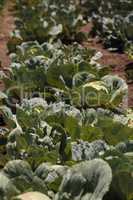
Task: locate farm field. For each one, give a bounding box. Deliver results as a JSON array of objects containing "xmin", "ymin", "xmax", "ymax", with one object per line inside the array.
[{"xmin": 0, "ymin": 0, "xmax": 133, "ymax": 200}]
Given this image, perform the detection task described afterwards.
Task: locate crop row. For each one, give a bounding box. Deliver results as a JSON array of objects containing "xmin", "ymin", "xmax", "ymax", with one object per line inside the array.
[{"xmin": 0, "ymin": 1, "xmax": 132, "ymax": 200}]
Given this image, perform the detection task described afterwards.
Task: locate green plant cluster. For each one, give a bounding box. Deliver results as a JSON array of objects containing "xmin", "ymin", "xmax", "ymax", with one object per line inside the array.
[
  {"xmin": 0, "ymin": 0, "xmax": 5, "ymax": 10},
  {"xmin": 81, "ymin": 0, "xmax": 133, "ymax": 51},
  {"xmin": 0, "ymin": 0, "xmax": 132, "ymax": 200},
  {"xmin": 13, "ymin": 0, "xmax": 86, "ymax": 44}
]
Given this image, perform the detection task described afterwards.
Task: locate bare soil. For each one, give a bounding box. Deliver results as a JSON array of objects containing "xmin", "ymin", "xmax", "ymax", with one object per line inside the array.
[{"xmin": 0, "ymin": 0, "xmax": 15, "ymax": 68}]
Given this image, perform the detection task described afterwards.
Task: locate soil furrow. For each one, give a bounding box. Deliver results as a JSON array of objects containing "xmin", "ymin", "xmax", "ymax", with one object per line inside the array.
[{"xmin": 0, "ymin": 0, "xmax": 15, "ymax": 68}]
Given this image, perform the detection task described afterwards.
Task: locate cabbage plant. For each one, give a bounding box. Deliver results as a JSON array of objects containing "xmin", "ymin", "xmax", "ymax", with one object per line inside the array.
[
  {"xmin": 82, "ymin": 0, "xmax": 133, "ymax": 51},
  {"xmin": 14, "ymin": 0, "xmax": 86, "ymax": 43}
]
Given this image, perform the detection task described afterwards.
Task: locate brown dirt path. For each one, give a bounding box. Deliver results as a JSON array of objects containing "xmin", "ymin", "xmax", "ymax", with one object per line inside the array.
[{"xmin": 0, "ymin": 0, "xmax": 15, "ymax": 68}]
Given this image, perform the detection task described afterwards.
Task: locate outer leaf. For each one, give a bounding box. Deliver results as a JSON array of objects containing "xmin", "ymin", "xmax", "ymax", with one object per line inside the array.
[
  {"xmin": 55, "ymin": 159, "xmax": 112, "ymax": 200},
  {"xmin": 12, "ymin": 192, "xmax": 51, "ymax": 200}
]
